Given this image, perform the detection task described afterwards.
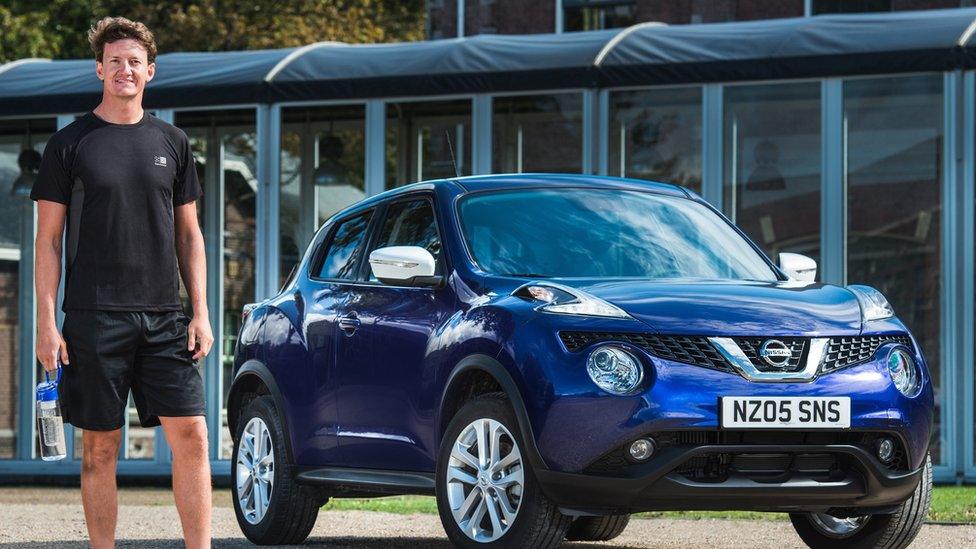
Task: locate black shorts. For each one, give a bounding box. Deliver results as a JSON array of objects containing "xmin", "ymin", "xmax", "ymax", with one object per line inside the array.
[{"xmin": 60, "ymin": 310, "xmax": 205, "ymax": 431}]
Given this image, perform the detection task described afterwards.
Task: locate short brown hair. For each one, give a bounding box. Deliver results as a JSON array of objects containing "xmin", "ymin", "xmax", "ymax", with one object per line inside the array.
[{"xmin": 88, "ymin": 16, "xmax": 157, "ymax": 64}]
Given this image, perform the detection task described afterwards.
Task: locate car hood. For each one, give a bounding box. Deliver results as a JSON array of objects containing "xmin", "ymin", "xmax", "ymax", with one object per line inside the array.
[{"xmin": 566, "ymin": 279, "xmax": 863, "ymax": 336}]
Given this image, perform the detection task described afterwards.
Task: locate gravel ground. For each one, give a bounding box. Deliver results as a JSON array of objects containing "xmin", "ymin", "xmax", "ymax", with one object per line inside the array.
[{"xmin": 0, "ymin": 487, "xmax": 973, "ymax": 548}]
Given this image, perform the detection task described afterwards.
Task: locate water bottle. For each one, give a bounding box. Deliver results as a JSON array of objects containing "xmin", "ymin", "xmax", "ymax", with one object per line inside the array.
[{"xmin": 36, "ymin": 362, "xmax": 66, "ymax": 461}]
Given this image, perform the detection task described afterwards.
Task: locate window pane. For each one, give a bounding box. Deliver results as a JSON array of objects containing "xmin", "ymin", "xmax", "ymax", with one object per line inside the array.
[
  {"xmin": 0, "ymin": 120, "xmax": 52, "ymax": 459},
  {"xmin": 564, "ymin": 1, "xmax": 637, "ymax": 31},
  {"xmin": 369, "ymin": 200, "xmax": 441, "ymax": 281},
  {"xmin": 459, "ymin": 189, "xmax": 778, "ymax": 280},
  {"xmin": 319, "ymin": 212, "xmax": 373, "ymax": 280},
  {"xmin": 464, "ymin": 0, "xmax": 556, "ymax": 35},
  {"xmin": 0, "ymin": 259, "xmax": 19, "ymax": 459},
  {"xmin": 813, "ymin": 1, "xmax": 961, "ymax": 15},
  {"xmin": 844, "ymin": 74, "xmax": 943, "ymax": 463},
  {"xmin": 493, "ymin": 94, "xmax": 583, "ymax": 174},
  {"xmin": 281, "ymin": 105, "xmax": 366, "ymax": 288},
  {"xmin": 609, "ymin": 87, "xmax": 702, "ymax": 192},
  {"xmin": 636, "ymin": 0, "xmax": 802, "ymax": 24},
  {"xmin": 386, "ymin": 101, "xmax": 472, "ymax": 190},
  {"xmin": 724, "ymin": 83, "xmax": 821, "ymax": 266}
]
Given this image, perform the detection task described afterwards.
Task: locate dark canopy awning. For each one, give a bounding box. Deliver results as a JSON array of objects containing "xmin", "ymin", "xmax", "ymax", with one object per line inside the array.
[
  {"xmin": 2, "ymin": 8, "xmax": 975, "ymax": 117},
  {"xmin": 597, "ymin": 8, "xmax": 976, "ymax": 86}
]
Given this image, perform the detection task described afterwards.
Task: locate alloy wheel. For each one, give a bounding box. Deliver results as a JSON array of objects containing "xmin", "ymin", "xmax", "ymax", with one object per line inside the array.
[
  {"xmin": 236, "ymin": 417, "xmax": 275, "ymax": 525},
  {"xmin": 446, "ymin": 418, "xmax": 524, "ymax": 543}
]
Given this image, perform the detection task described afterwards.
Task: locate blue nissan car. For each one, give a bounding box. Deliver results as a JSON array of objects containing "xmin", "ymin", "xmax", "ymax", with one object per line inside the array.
[{"xmin": 229, "ymin": 174, "xmax": 933, "ymax": 548}]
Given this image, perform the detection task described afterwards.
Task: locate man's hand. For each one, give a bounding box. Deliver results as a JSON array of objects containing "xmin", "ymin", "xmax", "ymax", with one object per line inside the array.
[
  {"xmin": 36, "ymin": 323, "xmax": 69, "ymax": 372},
  {"xmin": 187, "ymin": 315, "xmax": 214, "ymax": 361}
]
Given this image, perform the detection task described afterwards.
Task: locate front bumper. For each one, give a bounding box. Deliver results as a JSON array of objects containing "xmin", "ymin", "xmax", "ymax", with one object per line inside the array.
[{"xmin": 536, "ymin": 442, "xmax": 924, "ymax": 514}]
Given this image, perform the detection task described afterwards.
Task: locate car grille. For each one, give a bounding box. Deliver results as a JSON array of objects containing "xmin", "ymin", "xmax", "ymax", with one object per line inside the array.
[
  {"xmin": 559, "ymin": 331, "xmax": 914, "ymax": 375},
  {"xmin": 733, "ymin": 337, "xmax": 807, "ymax": 372},
  {"xmin": 822, "ymin": 335, "xmax": 915, "ymax": 373},
  {"xmin": 558, "ymin": 332, "xmax": 732, "ymax": 372}
]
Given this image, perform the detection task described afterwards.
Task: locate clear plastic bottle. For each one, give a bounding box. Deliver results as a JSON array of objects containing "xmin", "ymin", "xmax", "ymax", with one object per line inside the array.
[{"xmin": 36, "ymin": 364, "xmax": 66, "ymax": 461}]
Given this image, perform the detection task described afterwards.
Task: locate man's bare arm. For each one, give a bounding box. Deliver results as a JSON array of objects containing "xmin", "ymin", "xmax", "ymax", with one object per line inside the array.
[
  {"xmin": 35, "ymin": 200, "xmax": 69, "ymax": 371},
  {"xmin": 174, "ymin": 202, "xmax": 213, "ymax": 360}
]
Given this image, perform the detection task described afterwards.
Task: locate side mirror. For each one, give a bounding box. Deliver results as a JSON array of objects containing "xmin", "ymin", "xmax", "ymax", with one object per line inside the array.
[
  {"xmin": 779, "ymin": 252, "xmax": 817, "ymax": 283},
  {"xmin": 368, "ymin": 246, "xmax": 442, "ymax": 287}
]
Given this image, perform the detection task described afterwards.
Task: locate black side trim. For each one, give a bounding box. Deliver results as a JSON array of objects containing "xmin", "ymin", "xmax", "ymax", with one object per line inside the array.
[
  {"xmin": 227, "ymin": 360, "xmax": 296, "ymax": 464},
  {"xmin": 438, "ymin": 354, "xmax": 549, "ymax": 471},
  {"xmin": 295, "ymin": 467, "xmax": 435, "ymax": 496}
]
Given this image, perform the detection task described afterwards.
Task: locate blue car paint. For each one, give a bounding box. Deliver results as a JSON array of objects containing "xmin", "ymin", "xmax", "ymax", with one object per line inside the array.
[{"xmin": 234, "ymin": 174, "xmax": 933, "ymax": 482}]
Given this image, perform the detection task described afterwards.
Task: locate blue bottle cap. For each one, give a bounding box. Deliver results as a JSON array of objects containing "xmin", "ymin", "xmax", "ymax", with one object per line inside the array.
[
  {"xmin": 36, "ymin": 379, "xmax": 58, "ymax": 402},
  {"xmin": 36, "ymin": 364, "xmax": 61, "ymax": 402}
]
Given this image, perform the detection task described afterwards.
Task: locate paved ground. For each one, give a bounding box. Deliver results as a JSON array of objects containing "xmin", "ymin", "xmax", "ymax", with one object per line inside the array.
[{"xmin": 0, "ymin": 487, "xmax": 973, "ymax": 548}]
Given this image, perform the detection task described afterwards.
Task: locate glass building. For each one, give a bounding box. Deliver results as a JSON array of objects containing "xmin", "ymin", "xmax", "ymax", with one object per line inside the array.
[{"xmin": 0, "ymin": 8, "xmax": 974, "ymax": 483}]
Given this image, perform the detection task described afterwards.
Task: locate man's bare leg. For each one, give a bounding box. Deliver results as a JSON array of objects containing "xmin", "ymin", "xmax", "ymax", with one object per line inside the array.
[
  {"xmin": 81, "ymin": 428, "xmax": 122, "ymax": 549},
  {"xmin": 160, "ymin": 416, "xmax": 211, "ymax": 548}
]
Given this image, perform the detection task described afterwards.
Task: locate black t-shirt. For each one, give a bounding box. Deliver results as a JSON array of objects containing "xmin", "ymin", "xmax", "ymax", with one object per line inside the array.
[{"xmin": 30, "ymin": 111, "xmax": 202, "ymax": 312}]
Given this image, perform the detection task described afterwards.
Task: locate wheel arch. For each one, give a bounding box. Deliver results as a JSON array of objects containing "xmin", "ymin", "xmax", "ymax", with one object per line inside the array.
[
  {"xmin": 437, "ymin": 354, "xmax": 549, "ymax": 471},
  {"xmin": 227, "ymin": 359, "xmax": 296, "ymax": 464}
]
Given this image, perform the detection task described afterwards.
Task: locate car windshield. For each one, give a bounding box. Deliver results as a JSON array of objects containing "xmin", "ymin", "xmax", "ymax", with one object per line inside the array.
[{"xmin": 458, "ymin": 188, "xmax": 778, "ymax": 281}]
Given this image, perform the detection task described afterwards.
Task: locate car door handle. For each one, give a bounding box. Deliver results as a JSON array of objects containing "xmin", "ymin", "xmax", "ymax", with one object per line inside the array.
[{"xmin": 338, "ymin": 314, "xmax": 361, "ymax": 336}]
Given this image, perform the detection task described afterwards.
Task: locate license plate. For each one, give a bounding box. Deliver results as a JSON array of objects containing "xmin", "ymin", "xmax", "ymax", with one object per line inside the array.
[{"xmin": 721, "ymin": 396, "xmax": 851, "ymax": 429}]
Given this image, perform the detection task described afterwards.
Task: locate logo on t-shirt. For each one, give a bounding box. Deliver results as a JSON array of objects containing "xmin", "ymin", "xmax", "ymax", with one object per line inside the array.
[{"xmin": 153, "ymin": 155, "xmax": 167, "ymax": 167}]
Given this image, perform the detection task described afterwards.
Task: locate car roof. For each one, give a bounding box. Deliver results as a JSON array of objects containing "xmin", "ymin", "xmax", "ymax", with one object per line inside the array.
[
  {"xmin": 449, "ymin": 173, "xmax": 690, "ymax": 196},
  {"xmin": 325, "ymin": 173, "xmax": 694, "ymax": 226}
]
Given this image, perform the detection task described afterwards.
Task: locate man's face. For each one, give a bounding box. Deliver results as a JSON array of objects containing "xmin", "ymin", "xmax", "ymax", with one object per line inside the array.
[{"xmin": 96, "ymin": 39, "xmax": 155, "ymax": 99}]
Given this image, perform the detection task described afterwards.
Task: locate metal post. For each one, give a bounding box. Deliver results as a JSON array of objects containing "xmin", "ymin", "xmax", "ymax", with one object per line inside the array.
[
  {"xmin": 457, "ymin": 0, "xmax": 465, "ymax": 38},
  {"xmin": 300, "ymin": 120, "xmax": 318, "ymax": 243},
  {"xmin": 596, "ymin": 90, "xmax": 610, "ymax": 176},
  {"xmin": 820, "ymin": 79, "xmax": 845, "ymax": 287},
  {"xmin": 204, "ymin": 124, "xmax": 224, "ymax": 461},
  {"xmin": 255, "ymin": 105, "xmax": 282, "ymax": 300},
  {"xmin": 701, "ymin": 84, "xmax": 723, "ymax": 208},
  {"xmin": 940, "ymin": 71, "xmax": 961, "ymax": 481},
  {"xmin": 472, "ymin": 95, "xmax": 493, "ymax": 175},
  {"xmin": 963, "ymin": 70, "xmax": 976, "ymax": 481},
  {"xmin": 555, "ymin": 0, "xmax": 564, "ymax": 33},
  {"xmin": 365, "ymin": 100, "xmax": 386, "ymax": 196},
  {"xmin": 15, "ymin": 196, "xmax": 36, "ymax": 461},
  {"xmin": 582, "ymin": 90, "xmax": 597, "ymax": 175}
]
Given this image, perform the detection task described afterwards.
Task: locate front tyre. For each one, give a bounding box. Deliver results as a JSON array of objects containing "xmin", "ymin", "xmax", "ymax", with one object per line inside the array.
[
  {"xmin": 436, "ymin": 393, "xmax": 572, "ymax": 548},
  {"xmin": 565, "ymin": 514, "xmax": 630, "ymax": 541},
  {"xmin": 790, "ymin": 454, "xmax": 932, "ymax": 549},
  {"xmin": 232, "ymin": 395, "xmax": 321, "ymax": 545}
]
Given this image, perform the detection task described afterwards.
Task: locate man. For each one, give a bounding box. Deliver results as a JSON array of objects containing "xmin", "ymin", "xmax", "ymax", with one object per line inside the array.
[{"xmin": 31, "ymin": 16, "xmax": 214, "ymax": 549}]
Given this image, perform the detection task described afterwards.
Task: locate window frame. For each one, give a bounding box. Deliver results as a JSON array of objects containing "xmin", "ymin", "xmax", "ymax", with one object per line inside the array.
[{"xmin": 355, "ymin": 192, "xmax": 450, "ymax": 286}]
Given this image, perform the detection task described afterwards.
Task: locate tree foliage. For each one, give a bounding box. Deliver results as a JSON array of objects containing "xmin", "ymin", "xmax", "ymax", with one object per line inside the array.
[{"xmin": 0, "ymin": 0, "xmax": 427, "ymax": 63}]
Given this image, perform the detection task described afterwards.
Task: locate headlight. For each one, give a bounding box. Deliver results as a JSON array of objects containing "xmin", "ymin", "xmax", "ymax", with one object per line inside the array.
[
  {"xmin": 848, "ymin": 285, "xmax": 894, "ymax": 322},
  {"xmin": 887, "ymin": 347, "xmax": 920, "ymax": 396},
  {"xmin": 586, "ymin": 346, "xmax": 643, "ymax": 395},
  {"xmin": 513, "ymin": 283, "xmax": 630, "ymax": 319}
]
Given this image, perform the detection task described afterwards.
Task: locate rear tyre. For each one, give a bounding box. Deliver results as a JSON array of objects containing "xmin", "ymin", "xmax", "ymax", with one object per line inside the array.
[
  {"xmin": 231, "ymin": 395, "xmax": 322, "ymax": 545},
  {"xmin": 789, "ymin": 454, "xmax": 932, "ymax": 549},
  {"xmin": 565, "ymin": 514, "xmax": 630, "ymax": 541},
  {"xmin": 436, "ymin": 392, "xmax": 572, "ymax": 548}
]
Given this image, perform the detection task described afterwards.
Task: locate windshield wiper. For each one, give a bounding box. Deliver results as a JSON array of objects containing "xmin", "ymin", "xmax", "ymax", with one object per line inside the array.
[{"xmin": 504, "ymin": 273, "xmax": 552, "ymax": 278}]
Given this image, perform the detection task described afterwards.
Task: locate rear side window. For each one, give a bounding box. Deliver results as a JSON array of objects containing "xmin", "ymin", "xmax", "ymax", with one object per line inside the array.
[
  {"xmin": 368, "ymin": 199, "xmax": 442, "ymax": 280},
  {"xmin": 317, "ymin": 211, "xmax": 373, "ymax": 280}
]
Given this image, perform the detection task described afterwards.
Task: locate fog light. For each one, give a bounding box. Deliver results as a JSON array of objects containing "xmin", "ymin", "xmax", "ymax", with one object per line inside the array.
[
  {"xmin": 629, "ymin": 438, "xmax": 656, "ymax": 461},
  {"xmin": 877, "ymin": 438, "xmax": 895, "ymax": 463}
]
